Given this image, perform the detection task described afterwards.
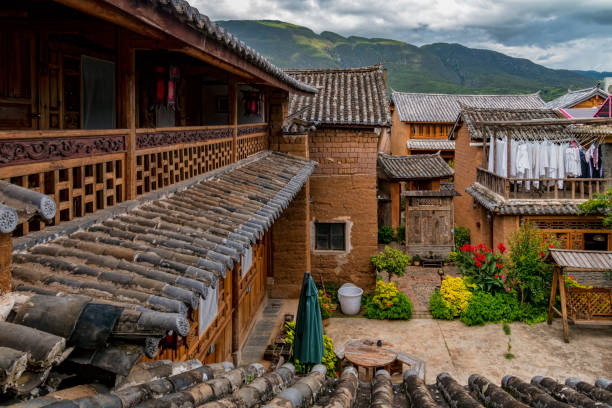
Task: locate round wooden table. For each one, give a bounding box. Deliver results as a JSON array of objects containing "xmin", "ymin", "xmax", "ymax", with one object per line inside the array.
[{"xmin": 343, "ymin": 339, "xmax": 398, "ymax": 380}]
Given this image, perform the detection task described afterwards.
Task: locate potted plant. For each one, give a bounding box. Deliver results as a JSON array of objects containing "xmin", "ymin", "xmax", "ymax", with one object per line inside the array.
[
  {"xmin": 319, "ymin": 289, "xmax": 336, "ymax": 325},
  {"xmin": 370, "ymin": 246, "xmax": 411, "ymax": 281},
  {"xmin": 412, "ymin": 254, "xmax": 421, "ymax": 266}
]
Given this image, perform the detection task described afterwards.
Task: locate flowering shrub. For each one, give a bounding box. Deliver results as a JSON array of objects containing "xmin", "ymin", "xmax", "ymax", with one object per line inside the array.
[
  {"xmin": 455, "ymin": 243, "xmax": 509, "ymax": 293},
  {"xmin": 365, "ymin": 280, "xmax": 413, "ymax": 320},
  {"xmin": 439, "ymin": 276, "xmax": 473, "ymax": 317},
  {"xmin": 564, "ymin": 275, "xmax": 593, "ymax": 289},
  {"xmin": 507, "ymin": 222, "xmax": 557, "ymax": 306},
  {"xmin": 318, "ymin": 289, "xmax": 336, "ymax": 318},
  {"xmin": 284, "ymin": 321, "xmax": 338, "ymax": 378}
]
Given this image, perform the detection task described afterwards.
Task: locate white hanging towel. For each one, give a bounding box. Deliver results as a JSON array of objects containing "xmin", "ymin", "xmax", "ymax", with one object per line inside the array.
[
  {"xmin": 516, "ymin": 142, "xmax": 530, "ymax": 191},
  {"xmin": 556, "ymin": 143, "xmax": 565, "ymax": 189},
  {"xmin": 531, "ymin": 142, "xmax": 540, "ymax": 188},
  {"xmin": 488, "ymin": 136, "xmax": 495, "ymax": 173},
  {"xmin": 510, "ymin": 141, "xmax": 519, "ymax": 177}
]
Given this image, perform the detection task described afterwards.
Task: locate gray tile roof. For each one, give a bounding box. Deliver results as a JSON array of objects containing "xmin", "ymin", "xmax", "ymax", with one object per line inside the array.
[
  {"xmin": 467, "ymin": 183, "xmax": 583, "ymax": 215},
  {"xmin": 549, "ymin": 248, "xmax": 612, "ymax": 270},
  {"xmin": 452, "ymin": 107, "xmax": 564, "ymax": 140},
  {"xmin": 140, "ymin": 1, "xmax": 316, "ymax": 94},
  {"xmin": 2, "ymin": 152, "xmax": 315, "ymax": 396},
  {"xmin": 378, "ymin": 153, "xmax": 454, "ymax": 180},
  {"xmin": 391, "ymin": 91, "xmax": 544, "ymax": 123},
  {"xmin": 542, "ymin": 86, "xmax": 609, "ymax": 109},
  {"xmin": 406, "ymin": 139, "xmax": 455, "ymax": 150},
  {"xmin": 561, "ymin": 107, "xmax": 598, "ymax": 118},
  {"xmin": 285, "ymin": 65, "xmax": 392, "ymax": 127}
]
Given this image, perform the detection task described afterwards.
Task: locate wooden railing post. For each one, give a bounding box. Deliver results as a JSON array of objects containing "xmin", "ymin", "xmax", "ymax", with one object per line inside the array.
[
  {"xmin": 0, "ymin": 233, "xmax": 11, "ymax": 295},
  {"xmin": 229, "ymin": 77, "xmax": 238, "ymax": 163},
  {"xmin": 118, "ymin": 31, "xmax": 136, "ymax": 200}
]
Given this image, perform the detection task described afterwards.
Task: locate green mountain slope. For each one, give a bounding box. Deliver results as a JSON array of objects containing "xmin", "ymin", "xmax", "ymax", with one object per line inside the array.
[{"xmin": 217, "ymin": 20, "xmax": 597, "ymax": 100}]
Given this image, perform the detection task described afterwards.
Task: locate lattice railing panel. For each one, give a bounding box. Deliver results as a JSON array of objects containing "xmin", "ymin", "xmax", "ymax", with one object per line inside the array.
[
  {"xmin": 3, "ymin": 155, "xmax": 125, "ymax": 237},
  {"xmin": 567, "ymin": 288, "xmax": 612, "ymax": 320},
  {"xmin": 237, "ymin": 133, "xmax": 265, "ymax": 160},
  {"xmin": 135, "ymin": 138, "xmax": 234, "ymax": 195}
]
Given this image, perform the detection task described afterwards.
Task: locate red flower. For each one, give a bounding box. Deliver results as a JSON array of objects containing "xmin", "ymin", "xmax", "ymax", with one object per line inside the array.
[
  {"xmin": 539, "ymin": 251, "xmax": 545, "ymax": 257},
  {"xmin": 475, "ymin": 261, "xmax": 482, "ymax": 268},
  {"xmin": 569, "ymin": 275, "xmax": 574, "ymax": 280},
  {"xmin": 494, "ymin": 274, "xmax": 499, "ymax": 279},
  {"xmin": 496, "ymin": 263, "xmax": 502, "ymax": 268},
  {"xmin": 549, "ymin": 243, "xmax": 555, "ymax": 248},
  {"xmin": 497, "ymin": 243, "xmax": 507, "ymax": 253}
]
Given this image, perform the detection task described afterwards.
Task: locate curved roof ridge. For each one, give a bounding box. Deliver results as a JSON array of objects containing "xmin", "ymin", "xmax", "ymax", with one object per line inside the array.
[
  {"xmin": 391, "ymin": 90, "xmax": 542, "ymax": 97},
  {"xmin": 284, "ymin": 64, "xmax": 384, "ymax": 74}
]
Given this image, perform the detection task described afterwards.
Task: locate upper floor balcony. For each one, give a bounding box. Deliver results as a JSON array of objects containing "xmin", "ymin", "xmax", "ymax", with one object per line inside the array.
[{"xmin": 476, "ymin": 167, "xmax": 612, "ymax": 201}]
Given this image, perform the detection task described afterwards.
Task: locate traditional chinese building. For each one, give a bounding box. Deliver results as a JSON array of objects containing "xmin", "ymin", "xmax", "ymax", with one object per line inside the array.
[
  {"xmin": 543, "ymin": 86, "xmax": 609, "ymax": 110},
  {"xmin": 450, "ymin": 105, "xmax": 612, "ymax": 250},
  {"xmin": 0, "ymin": 0, "xmax": 321, "ymax": 390},
  {"xmin": 283, "ymin": 66, "xmax": 392, "ymax": 291},
  {"xmin": 377, "ymin": 153, "xmax": 456, "ymax": 257},
  {"xmin": 389, "ymin": 91, "xmax": 545, "ymax": 160}
]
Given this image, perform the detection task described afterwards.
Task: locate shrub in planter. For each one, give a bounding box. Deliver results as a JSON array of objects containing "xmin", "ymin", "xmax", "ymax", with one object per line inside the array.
[
  {"xmin": 371, "ymin": 246, "xmax": 411, "ymax": 281},
  {"xmin": 378, "ymin": 225, "xmax": 394, "ymax": 244},
  {"xmin": 439, "ymin": 276, "xmax": 473, "ymax": 317},
  {"xmin": 459, "ymin": 291, "xmax": 519, "ymax": 326},
  {"xmin": 284, "ymin": 321, "xmax": 338, "ymax": 378},
  {"xmin": 365, "ymin": 280, "xmax": 413, "ymax": 320},
  {"xmin": 429, "ymin": 289, "xmax": 454, "ymax": 320}
]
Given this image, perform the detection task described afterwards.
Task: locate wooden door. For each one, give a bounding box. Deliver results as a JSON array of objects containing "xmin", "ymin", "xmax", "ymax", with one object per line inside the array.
[
  {"xmin": 407, "ymin": 207, "xmax": 452, "ymax": 246},
  {"xmin": 0, "ymin": 31, "xmax": 37, "ymax": 129}
]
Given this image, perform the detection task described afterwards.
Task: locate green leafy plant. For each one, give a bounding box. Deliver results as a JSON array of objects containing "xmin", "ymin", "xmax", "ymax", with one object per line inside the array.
[
  {"xmin": 564, "ymin": 275, "xmax": 592, "ymax": 289},
  {"xmin": 317, "ymin": 282, "xmax": 339, "ymax": 304},
  {"xmin": 284, "ymin": 321, "xmax": 338, "ymax": 378},
  {"xmin": 395, "ymin": 225, "xmax": 406, "ymax": 244},
  {"xmin": 370, "ymin": 246, "xmax": 411, "ymax": 281},
  {"xmin": 454, "ymin": 226, "xmax": 471, "ymax": 250},
  {"xmin": 429, "ymin": 289, "xmax": 455, "ymax": 320},
  {"xmin": 378, "ymin": 225, "xmax": 394, "ymax": 244},
  {"xmin": 579, "ymin": 188, "xmax": 612, "ymax": 226},
  {"xmin": 507, "ymin": 222, "xmax": 557, "ymax": 306},
  {"xmin": 503, "ymin": 323, "xmax": 511, "ymax": 335},
  {"xmin": 459, "ymin": 291, "xmax": 520, "ymax": 326},
  {"xmin": 412, "ymin": 254, "xmax": 421, "ymax": 264},
  {"xmin": 365, "ymin": 280, "xmax": 413, "ymax": 320}
]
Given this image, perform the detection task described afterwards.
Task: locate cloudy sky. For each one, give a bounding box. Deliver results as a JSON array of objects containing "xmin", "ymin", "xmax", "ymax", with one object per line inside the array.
[{"xmin": 191, "ymin": 0, "xmax": 612, "ymax": 71}]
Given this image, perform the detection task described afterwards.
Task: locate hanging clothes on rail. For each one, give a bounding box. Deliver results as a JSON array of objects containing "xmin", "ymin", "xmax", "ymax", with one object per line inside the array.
[
  {"xmin": 488, "ymin": 136, "xmax": 495, "ymax": 173},
  {"xmin": 565, "ymin": 143, "xmax": 581, "ymax": 178},
  {"xmin": 516, "ymin": 142, "xmax": 530, "ymax": 190}
]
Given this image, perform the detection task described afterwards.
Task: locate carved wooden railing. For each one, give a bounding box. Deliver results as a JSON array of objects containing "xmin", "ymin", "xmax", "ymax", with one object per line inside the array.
[
  {"xmin": 477, "ymin": 167, "xmax": 612, "ymax": 200},
  {"xmin": 0, "ymin": 123, "xmax": 268, "ymax": 236},
  {"xmin": 0, "ymin": 129, "xmax": 128, "ymax": 236}
]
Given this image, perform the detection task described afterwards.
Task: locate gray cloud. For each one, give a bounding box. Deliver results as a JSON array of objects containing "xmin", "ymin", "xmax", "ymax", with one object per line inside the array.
[{"xmin": 190, "ymin": 0, "xmax": 612, "ymax": 70}]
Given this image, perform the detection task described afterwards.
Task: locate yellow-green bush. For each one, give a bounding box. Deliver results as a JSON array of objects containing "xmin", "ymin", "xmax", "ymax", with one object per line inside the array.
[
  {"xmin": 365, "ymin": 280, "xmax": 413, "ymax": 320},
  {"xmin": 439, "ymin": 276, "xmax": 473, "ymax": 317}
]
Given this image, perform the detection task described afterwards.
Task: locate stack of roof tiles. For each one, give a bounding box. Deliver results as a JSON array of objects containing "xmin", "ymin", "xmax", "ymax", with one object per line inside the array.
[
  {"xmin": 285, "ymin": 65, "xmax": 392, "ymax": 129},
  {"xmin": 1, "ymin": 151, "xmax": 316, "ymax": 397},
  {"xmin": 542, "ymin": 87, "xmax": 609, "ymax": 109},
  {"xmin": 377, "ymin": 153, "xmax": 454, "ymax": 180},
  {"xmin": 8, "ymin": 359, "xmax": 612, "ymax": 408},
  {"xmin": 391, "ymin": 91, "xmax": 544, "ymax": 123}
]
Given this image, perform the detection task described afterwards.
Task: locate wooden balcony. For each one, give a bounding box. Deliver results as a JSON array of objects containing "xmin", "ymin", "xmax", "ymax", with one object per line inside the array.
[
  {"xmin": 476, "ymin": 167, "xmax": 612, "ymax": 200},
  {"xmin": 0, "ymin": 124, "xmax": 267, "ymax": 235}
]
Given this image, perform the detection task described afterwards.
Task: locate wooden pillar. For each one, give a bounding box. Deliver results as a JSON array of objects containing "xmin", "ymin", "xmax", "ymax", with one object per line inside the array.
[
  {"xmin": 231, "ymin": 265, "xmax": 241, "ymax": 366},
  {"xmin": 391, "ymin": 182, "xmax": 400, "ymax": 230},
  {"xmin": 229, "ymin": 78, "xmax": 238, "ymax": 163},
  {"xmin": 118, "ymin": 31, "xmax": 136, "ymax": 199},
  {"xmin": 558, "ymin": 266, "xmax": 570, "ymax": 343},
  {"xmin": 547, "ymin": 265, "xmax": 559, "ymax": 325},
  {"xmin": 0, "ymin": 234, "xmax": 11, "ymax": 295}
]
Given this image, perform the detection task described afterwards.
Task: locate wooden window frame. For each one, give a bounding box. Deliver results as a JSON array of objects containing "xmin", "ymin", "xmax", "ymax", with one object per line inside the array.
[{"xmin": 315, "ymin": 222, "xmax": 346, "ymax": 251}]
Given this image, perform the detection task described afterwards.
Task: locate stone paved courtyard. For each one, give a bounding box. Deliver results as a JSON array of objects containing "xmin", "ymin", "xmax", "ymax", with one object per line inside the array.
[
  {"xmin": 393, "ymin": 266, "xmax": 458, "ymax": 313},
  {"xmin": 245, "ymin": 297, "xmax": 611, "ymax": 385},
  {"xmin": 325, "ymin": 318, "xmax": 612, "ymax": 385}
]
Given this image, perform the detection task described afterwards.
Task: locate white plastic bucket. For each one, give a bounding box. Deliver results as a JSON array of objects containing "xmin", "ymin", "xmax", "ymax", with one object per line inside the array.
[{"xmin": 337, "ymin": 285, "xmax": 363, "ymax": 315}]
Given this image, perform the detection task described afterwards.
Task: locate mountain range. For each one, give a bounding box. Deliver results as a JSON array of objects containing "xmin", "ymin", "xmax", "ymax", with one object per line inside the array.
[{"xmin": 217, "ymin": 20, "xmax": 607, "ymax": 101}]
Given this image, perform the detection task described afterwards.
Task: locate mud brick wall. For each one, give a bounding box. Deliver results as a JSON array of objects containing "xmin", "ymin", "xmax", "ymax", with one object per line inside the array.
[
  {"xmin": 453, "ymin": 125, "xmax": 487, "ymax": 245},
  {"xmin": 308, "ymin": 127, "xmax": 378, "ymax": 291}
]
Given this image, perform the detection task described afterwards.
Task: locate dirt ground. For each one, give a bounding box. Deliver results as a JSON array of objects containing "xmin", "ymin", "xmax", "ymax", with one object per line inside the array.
[{"xmin": 324, "ymin": 317, "xmax": 612, "ymax": 385}]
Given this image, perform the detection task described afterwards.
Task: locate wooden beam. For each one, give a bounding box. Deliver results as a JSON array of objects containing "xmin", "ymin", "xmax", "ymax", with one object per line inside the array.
[
  {"xmin": 117, "ymin": 31, "xmax": 136, "ymax": 199},
  {"xmin": 548, "ymin": 265, "xmax": 558, "ymax": 325},
  {"xmin": 557, "ymin": 266, "xmax": 570, "ymax": 343},
  {"xmin": 54, "ymin": 0, "xmax": 312, "ymax": 95},
  {"xmin": 229, "ymin": 77, "xmax": 238, "ymax": 163}
]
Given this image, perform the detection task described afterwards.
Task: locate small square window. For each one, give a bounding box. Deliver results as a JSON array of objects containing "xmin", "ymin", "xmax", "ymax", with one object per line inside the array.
[{"xmin": 315, "ymin": 223, "xmax": 346, "ymax": 250}]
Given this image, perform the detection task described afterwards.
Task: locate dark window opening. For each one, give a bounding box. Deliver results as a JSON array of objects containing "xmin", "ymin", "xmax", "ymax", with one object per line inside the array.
[
  {"xmin": 584, "ymin": 233, "xmax": 608, "ymax": 251},
  {"xmin": 315, "ymin": 223, "xmax": 346, "ymax": 250}
]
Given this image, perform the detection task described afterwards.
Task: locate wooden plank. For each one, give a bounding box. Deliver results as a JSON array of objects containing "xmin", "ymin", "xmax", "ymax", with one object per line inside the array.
[
  {"xmin": 548, "ymin": 265, "xmax": 559, "ymax": 324},
  {"xmin": 558, "ymin": 267, "xmax": 570, "ymax": 343},
  {"xmin": 117, "ymin": 31, "xmax": 136, "ymax": 200}
]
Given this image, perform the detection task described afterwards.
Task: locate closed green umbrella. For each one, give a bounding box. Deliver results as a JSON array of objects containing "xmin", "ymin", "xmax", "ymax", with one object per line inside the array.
[{"xmin": 293, "ymin": 272, "xmax": 324, "ymax": 366}]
